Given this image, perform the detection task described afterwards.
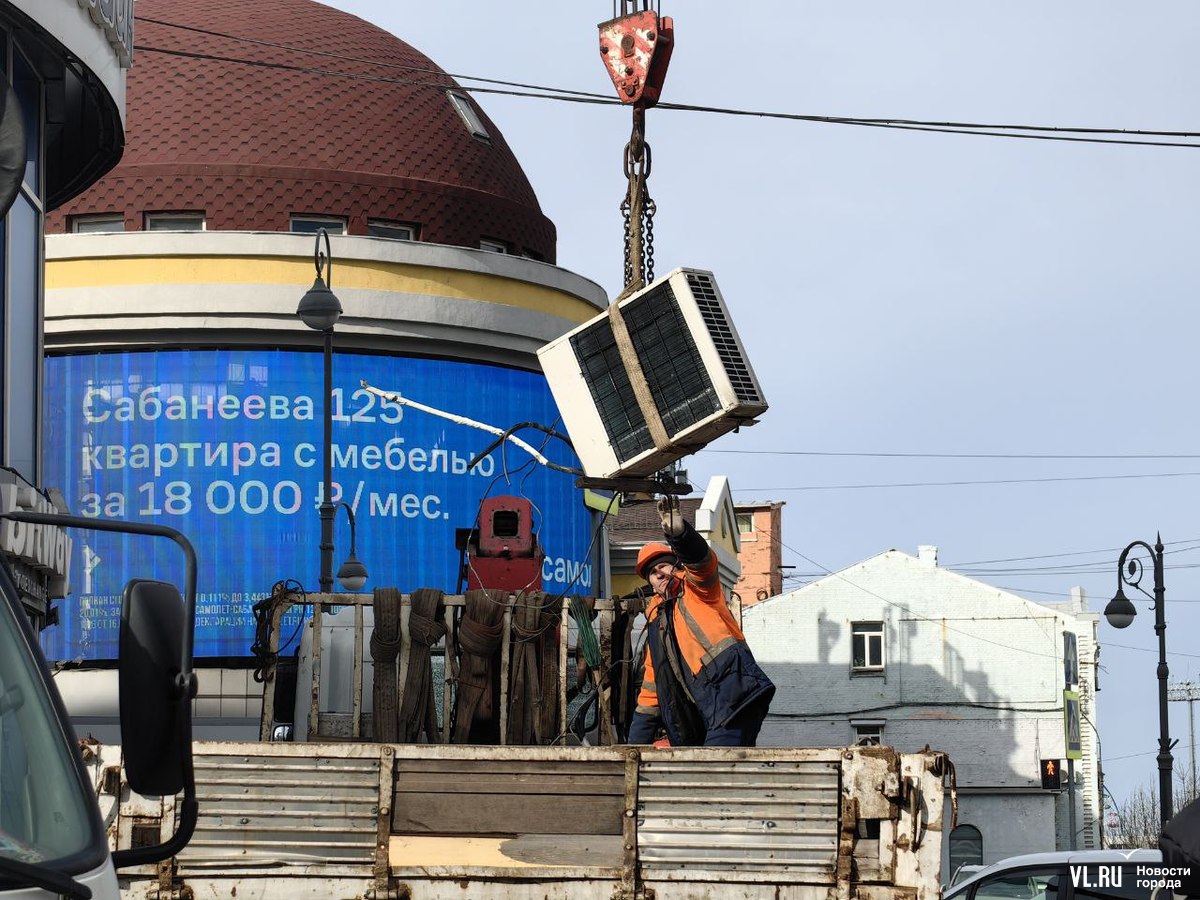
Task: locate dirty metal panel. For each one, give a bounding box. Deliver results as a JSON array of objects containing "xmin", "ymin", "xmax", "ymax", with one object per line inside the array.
[
  {"xmin": 393, "ymin": 756, "xmax": 626, "ymax": 836},
  {"xmin": 638, "ymin": 756, "xmax": 840, "ymax": 882},
  {"xmin": 843, "ymin": 745, "xmax": 900, "ymax": 820},
  {"xmin": 181, "ymin": 746, "xmax": 382, "ymax": 867}
]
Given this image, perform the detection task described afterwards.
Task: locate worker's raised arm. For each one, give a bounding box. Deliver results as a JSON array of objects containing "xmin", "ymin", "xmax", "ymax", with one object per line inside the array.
[{"xmin": 658, "ymin": 497, "xmax": 720, "ymax": 594}]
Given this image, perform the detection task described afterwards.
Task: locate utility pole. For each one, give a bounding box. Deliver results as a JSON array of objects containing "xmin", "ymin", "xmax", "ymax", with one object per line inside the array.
[{"xmin": 1168, "ymin": 681, "xmax": 1200, "ymax": 800}]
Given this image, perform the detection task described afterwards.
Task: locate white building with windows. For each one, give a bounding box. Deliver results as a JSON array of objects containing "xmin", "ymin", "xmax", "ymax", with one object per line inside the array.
[{"xmin": 742, "ymin": 544, "xmax": 1101, "ymax": 880}]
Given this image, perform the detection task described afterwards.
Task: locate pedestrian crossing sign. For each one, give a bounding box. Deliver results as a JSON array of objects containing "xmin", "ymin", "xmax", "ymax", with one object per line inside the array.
[{"xmin": 1063, "ymin": 689, "xmax": 1082, "ymax": 761}]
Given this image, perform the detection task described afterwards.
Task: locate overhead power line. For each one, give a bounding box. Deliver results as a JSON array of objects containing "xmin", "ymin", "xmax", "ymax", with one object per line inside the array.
[
  {"xmin": 138, "ymin": 16, "xmax": 609, "ymax": 100},
  {"xmin": 735, "ymin": 471, "xmax": 1200, "ymax": 491},
  {"xmin": 760, "ymin": 531, "xmax": 1068, "ymax": 664},
  {"xmin": 133, "ymin": 20, "xmax": 1200, "ymax": 151},
  {"xmin": 947, "ymin": 539, "xmax": 1200, "ymax": 568}
]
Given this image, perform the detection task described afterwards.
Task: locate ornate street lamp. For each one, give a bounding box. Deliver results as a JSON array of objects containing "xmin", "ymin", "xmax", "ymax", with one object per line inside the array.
[
  {"xmin": 296, "ymin": 229, "xmax": 341, "ymax": 593},
  {"xmin": 1103, "ymin": 534, "xmax": 1175, "ymax": 827},
  {"xmin": 336, "ymin": 500, "xmax": 368, "ymax": 591}
]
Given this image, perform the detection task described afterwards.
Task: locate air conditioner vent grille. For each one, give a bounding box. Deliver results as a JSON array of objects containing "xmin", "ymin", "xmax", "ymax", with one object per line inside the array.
[
  {"xmin": 571, "ymin": 281, "xmax": 719, "ymax": 464},
  {"xmin": 685, "ymin": 272, "xmax": 762, "ymax": 405}
]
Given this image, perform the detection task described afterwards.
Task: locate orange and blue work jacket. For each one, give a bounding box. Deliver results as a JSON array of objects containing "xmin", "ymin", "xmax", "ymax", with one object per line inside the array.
[{"xmin": 628, "ymin": 524, "xmax": 775, "ymax": 745}]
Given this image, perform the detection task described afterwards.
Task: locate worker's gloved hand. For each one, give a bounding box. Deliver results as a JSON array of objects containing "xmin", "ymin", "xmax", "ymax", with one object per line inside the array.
[{"xmin": 657, "ymin": 495, "xmax": 685, "ymax": 537}]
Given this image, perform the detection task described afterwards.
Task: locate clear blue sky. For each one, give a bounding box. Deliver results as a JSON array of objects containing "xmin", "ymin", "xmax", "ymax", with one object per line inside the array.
[{"xmin": 325, "ymin": 0, "xmax": 1200, "ymax": 816}]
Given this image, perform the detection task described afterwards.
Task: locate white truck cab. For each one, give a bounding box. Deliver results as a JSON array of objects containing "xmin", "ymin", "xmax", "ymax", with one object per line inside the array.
[{"xmin": 0, "ymin": 513, "xmax": 197, "ymax": 899}]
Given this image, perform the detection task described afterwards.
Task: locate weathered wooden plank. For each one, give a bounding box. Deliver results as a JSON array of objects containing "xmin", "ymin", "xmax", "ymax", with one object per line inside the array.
[{"xmin": 392, "ymin": 792, "xmax": 624, "ymax": 835}]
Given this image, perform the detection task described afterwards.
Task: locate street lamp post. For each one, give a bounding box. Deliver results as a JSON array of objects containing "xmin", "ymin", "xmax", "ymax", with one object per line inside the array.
[
  {"xmin": 1103, "ymin": 534, "xmax": 1175, "ymax": 827},
  {"xmin": 296, "ymin": 229, "xmax": 342, "ymax": 594}
]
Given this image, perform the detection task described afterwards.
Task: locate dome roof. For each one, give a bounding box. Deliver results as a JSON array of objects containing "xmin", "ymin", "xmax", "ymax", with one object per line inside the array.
[{"xmin": 46, "ymin": 0, "xmax": 556, "ymax": 260}]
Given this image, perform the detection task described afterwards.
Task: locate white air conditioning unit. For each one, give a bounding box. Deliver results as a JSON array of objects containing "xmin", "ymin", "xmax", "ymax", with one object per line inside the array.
[{"xmin": 537, "ymin": 267, "xmax": 768, "ymax": 479}]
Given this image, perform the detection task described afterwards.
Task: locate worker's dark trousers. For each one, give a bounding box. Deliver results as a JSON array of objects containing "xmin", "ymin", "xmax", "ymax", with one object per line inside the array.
[{"xmin": 702, "ymin": 695, "xmax": 771, "ymax": 747}]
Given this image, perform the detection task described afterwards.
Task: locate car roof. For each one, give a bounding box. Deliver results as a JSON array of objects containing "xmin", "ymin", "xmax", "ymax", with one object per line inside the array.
[{"xmin": 945, "ymin": 849, "xmax": 1162, "ymax": 897}]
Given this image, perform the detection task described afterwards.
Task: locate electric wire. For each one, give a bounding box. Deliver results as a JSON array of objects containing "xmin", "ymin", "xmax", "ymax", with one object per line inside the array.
[
  {"xmin": 754, "ymin": 522, "xmax": 1200, "ymax": 663},
  {"xmin": 137, "ymin": 15, "xmax": 611, "ymax": 101},
  {"xmin": 736, "ymin": 471, "xmax": 1200, "ymax": 491},
  {"xmin": 129, "ymin": 37, "xmax": 1200, "ymax": 151},
  {"xmin": 770, "ymin": 699, "xmax": 1064, "ymax": 720},
  {"xmin": 1102, "ymin": 642, "xmax": 1200, "ymax": 660},
  {"xmin": 756, "ymin": 529, "xmax": 1067, "ymax": 663},
  {"xmin": 948, "ymin": 539, "xmax": 1200, "ymax": 568}
]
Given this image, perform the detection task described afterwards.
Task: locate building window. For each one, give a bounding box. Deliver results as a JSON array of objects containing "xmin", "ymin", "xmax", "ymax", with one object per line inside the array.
[
  {"xmin": 367, "ymin": 219, "xmax": 418, "ymax": 241},
  {"xmin": 851, "ymin": 622, "xmax": 884, "ymax": 672},
  {"xmin": 948, "ymin": 824, "xmax": 983, "ymax": 878},
  {"xmin": 479, "ymin": 238, "xmax": 508, "ymax": 254},
  {"xmin": 290, "ymin": 215, "xmax": 346, "ymax": 235},
  {"xmin": 71, "ymin": 214, "xmax": 124, "ymax": 233},
  {"xmin": 852, "ymin": 723, "xmax": 884, "ymax": 746},
  {"xmin": 145, "ymin": 212, "xmax": 205, "ymax": 231},
  {"xmin": 447, "ymin": 91, "xmax": 491, "ymax": 143}
]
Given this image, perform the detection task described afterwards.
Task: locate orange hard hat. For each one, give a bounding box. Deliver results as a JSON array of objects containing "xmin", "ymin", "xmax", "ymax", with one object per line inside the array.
[{"xmin": 636, "ymin": 541, "xmax": 677, "ymax": 580}]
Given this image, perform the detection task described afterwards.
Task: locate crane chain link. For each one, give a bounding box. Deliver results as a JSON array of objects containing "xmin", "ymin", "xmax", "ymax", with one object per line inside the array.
[
  {"xmin": 643, "ymin": 189, "xmax": 656, "ymax": 285},
  {"xmin": 621, "ymin": 110, "xmax": 656, "ymax": 290},
  {"xmin": 621, "ymin": 192, "xmax": 634, "ymax": 289}
]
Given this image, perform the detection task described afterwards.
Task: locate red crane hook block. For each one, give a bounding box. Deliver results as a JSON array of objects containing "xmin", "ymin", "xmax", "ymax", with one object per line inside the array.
[{"xmin": 598, "ymin": 10, "xmax": 675, "ymax": 107}]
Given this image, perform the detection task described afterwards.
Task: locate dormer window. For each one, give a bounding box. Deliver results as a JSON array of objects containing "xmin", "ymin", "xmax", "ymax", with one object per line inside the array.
[{"xmin": 448, "ymin": 91, "xmax": 491, "ymax": 143}]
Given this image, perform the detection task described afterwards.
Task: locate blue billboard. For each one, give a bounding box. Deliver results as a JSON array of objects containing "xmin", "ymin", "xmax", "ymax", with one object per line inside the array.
[{"xmin": 43, "ymin": 350, "xmax": 594, "ymax": 660}]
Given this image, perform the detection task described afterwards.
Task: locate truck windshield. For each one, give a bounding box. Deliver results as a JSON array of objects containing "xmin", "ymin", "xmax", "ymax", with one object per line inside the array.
[{"xmin": 0, "ymin": 584, "xmax": 99, "ymax": 868}]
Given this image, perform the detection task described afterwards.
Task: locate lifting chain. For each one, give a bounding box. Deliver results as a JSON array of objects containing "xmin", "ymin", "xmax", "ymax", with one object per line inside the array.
[
  {"xmin": 615, "ymin": 0, "xmax": 656, "ymax": 17},
  {"xmin": 621, "ymin": 108, "xmax": 655, "ymax": 291}
]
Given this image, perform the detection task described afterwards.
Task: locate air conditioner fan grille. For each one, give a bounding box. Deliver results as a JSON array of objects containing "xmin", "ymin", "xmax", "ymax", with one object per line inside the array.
[{"xmin": 685, "ymin": 272, "xmax": 762, "ymax": 405}]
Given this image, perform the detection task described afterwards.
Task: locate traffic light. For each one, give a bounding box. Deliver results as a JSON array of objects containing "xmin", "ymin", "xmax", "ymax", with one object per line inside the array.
[{"xmin": 1040, "ymin": 758, "xmax": 1062, "ymax": 790}]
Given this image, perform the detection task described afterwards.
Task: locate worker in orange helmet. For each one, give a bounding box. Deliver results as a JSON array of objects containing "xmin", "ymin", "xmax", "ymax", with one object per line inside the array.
[{"xmin": 626, "ymin": 496, "xmax": 775, "ymax": 747}]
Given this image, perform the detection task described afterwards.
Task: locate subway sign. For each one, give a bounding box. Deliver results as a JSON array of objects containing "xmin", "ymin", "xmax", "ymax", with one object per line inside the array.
[{"xmin": 43, "ymin": 350, "xmax": 593, "ymax": 660}]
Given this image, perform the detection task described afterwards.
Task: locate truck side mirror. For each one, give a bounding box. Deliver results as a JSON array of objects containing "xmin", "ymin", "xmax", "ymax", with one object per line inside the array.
[
  {"xmin": 119, "ymin": 579, "xmax": 191, "ymax": 796},
  {"xmin": 1, "ymin": 510, "xmax": 200, "ymax": 869}
]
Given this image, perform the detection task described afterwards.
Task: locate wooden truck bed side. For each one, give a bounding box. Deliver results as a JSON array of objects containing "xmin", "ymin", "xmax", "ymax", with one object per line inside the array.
[{"xmin": 106, "ymin": 741, "xmax": 949, "ymax": 900}]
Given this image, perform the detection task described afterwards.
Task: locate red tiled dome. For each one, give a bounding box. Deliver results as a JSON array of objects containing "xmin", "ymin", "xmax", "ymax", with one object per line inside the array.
[{"xmin": 46, "ymin": 0, "xmax": 556, "ymax": 260}]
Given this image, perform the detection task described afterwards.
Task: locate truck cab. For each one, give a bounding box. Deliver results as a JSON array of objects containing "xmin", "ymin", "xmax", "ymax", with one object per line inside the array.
[
  {"xmin": 0, "ymin": 556, "xmax": 118, "ymax": 898},
  {"xmin": 0, "ymin": 513, "xmax": 197, "ymax": 899}
]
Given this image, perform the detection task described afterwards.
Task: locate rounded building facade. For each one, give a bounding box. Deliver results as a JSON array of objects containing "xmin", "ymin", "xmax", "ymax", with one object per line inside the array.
[
  {"xmin": 0, "ymin": 0, "xmax": 129, "ymax": 623},
  {"xmin": 42, "ymin": 0, "xmax": 606, "ymax": 668}
]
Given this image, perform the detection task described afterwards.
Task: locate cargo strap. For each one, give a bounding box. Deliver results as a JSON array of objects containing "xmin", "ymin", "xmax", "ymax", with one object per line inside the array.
[
  {"xmin": 506, "ymin": 591, "xmax": 561, "ymax": 744},
  {"xmin": 370, "ymin": 588, "xmax": 402, "ymax": 742},
  {"xmin": 399, "ymin": 588, "xmax": 446, "ymax": 743},
  {"xmin": 607, "ymin": 282, "xmax": 672, "ymax": 452},
  {"xmin": 452, "ymin": 589, "xmax": 507, "ymax": 743}
]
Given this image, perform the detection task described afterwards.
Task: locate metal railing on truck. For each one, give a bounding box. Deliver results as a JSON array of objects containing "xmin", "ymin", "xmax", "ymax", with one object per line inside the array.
[{"xmin": 254, "ymin": 585, "xmax": 647, "ymax": 746}]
